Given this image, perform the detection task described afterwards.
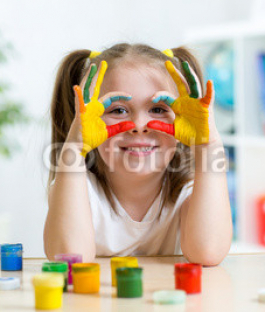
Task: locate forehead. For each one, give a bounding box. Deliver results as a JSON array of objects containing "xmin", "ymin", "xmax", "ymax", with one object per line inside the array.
[{"xmin": 99, "ymin": 62, "xmax": 178, "ymax": 98}]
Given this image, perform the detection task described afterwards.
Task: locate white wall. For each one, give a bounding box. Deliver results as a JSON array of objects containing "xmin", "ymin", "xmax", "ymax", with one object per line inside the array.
[{"xmin": 0, "ymin": 0, "xmax": 254, "ymax": 257}]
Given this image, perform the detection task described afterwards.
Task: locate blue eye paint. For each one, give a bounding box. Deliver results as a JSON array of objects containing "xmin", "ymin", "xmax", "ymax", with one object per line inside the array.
[
  {"xmin": 103, "ymin": 96, "xmax": 132, "ymax": 109},
  {"xmin": 152, "ymin": 95, "xmax": 175, "ymax": 106}
]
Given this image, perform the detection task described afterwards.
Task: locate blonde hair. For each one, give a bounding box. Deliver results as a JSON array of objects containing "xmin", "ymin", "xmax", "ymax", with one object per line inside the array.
[{"xmin": 47, "ymin": 43, "xmax": 204, "ymax": 217}]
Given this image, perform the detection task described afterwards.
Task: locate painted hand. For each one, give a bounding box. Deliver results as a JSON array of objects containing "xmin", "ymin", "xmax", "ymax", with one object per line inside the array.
[
  {"xmin": 74, "ymin": 60, "xmax": 135, "ymax": 157},
  {"xmin": 147, "ymin": 60, "xmax": 217, "ymax": 146}
]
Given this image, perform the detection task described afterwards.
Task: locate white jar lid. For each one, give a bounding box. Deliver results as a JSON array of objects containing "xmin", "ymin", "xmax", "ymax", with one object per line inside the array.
[
  {"xmin": 258, "ymin": 288, "xmax": 265, "ymax": 303},
  {"xmin": 0, "ymin": 277, "xmax": 20, "ymax": 290},
  {"xmin": 153, "ymin": 290, "xmax": 186, "ymax": 305}
]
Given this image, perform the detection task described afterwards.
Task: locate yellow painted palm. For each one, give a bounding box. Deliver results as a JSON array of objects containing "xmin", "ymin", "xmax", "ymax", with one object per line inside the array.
[
  {"xmin": 147, "ymin": 60, "xmax": 214, "ymax": 146},
  {"xmin": 74, "ymin": 60, "xmax": 135, "ymax": 157}
]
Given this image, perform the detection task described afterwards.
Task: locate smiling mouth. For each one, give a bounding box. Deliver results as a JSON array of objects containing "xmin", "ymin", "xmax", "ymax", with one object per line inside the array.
[{"xmin": 120, "ymin": 146, "xmax": 158, "ymax": 152}]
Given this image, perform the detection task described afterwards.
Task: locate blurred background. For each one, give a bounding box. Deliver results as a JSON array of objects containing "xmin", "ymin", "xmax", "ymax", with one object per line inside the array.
[{"xmin": 0, "ymin": 0, "xmax": 265, "ymax": 257}]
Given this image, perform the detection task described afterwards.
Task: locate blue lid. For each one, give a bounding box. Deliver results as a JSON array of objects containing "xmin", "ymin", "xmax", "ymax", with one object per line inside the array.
[{"xmin": 1, "ymin": 243, "xmax": 23, "ymax": 252}]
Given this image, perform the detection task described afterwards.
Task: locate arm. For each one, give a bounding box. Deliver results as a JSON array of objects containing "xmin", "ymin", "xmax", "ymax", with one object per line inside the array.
[
  {"xmin": 180, "ymin": 136, "xmax": 233, "ymax": 266},
  {"xmin": 147, "ymin": 60, "xmax": 233, "ymax": 266},
  {"xmin": 44, "ymin": 60, "xmax": 135, "ymax": 261},
  {"xmin": 44, "ymin": 140, "xmax": 96, "ymax": 262}
]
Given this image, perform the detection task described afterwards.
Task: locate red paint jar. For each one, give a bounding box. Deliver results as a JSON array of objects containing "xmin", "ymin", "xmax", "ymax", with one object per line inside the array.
[
  {"xmin": 257, "ymin": 195, "xmax": 265, "ymax": 246},
  {"xmin": 174, "ymin": 263, "xmax": 202, "ymax": 294}
]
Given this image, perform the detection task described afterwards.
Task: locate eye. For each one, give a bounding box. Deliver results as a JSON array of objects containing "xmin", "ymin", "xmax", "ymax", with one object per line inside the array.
[
  {"xmin": 108, "ymin": 107, "xmax": 128, "ymax": 115},
  {"xmin": 150, "ymin": 106, "xmax": 168, "ymax": 114}
]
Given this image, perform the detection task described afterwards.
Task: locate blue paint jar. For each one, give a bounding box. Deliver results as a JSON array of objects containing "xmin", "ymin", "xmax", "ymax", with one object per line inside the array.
[{"xmin": 1, "ymin": 243, "xmax": 23, "ymax": 271}]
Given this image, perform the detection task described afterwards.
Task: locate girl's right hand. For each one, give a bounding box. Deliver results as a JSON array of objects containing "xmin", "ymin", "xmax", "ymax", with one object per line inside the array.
[{"xmin": 71, "ymin": 60, "xmax": 135, "ymax": 158}]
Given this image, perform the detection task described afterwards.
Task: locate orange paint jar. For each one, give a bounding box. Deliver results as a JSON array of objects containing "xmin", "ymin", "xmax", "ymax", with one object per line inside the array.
[{"xmin": 72, "ymin": 263, "xmax": 100, "ymax": 293}]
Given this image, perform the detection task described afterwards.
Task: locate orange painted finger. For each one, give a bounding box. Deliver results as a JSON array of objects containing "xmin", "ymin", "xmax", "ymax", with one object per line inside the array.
[
  {"xmin": 200, "ymin": 80, "xmax": 213, "ymax": 107},
  {"xmin": 91, "ymin": 60, "xmax": 108, "ymax": 101},
  {"xmin": 147, "ymin": 120, "xmax": 175, "ymax": 136},
  {"xmin": 165, "ymin": 60, "xmax": 189, "ymax": 98},
  {"xmin": 74, "ymin": 85, "xmax": 86, "ymax": 114}
]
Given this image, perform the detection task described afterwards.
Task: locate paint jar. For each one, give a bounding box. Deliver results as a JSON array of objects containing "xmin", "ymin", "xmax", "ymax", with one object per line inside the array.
[
  {"xmin": 111, "ymin": 256, "xmax": 138, "ymax": 286},
  {"xmin": 1, "ymin": 243, "xmax": 23, "ymax": 271},
  {"xmin": 54, "ymin": 253, "xmax": 82, "ymax": 285},
  {"xmin": 174, "ymin": 263, "xmax": 202, "ymax": 294},
  {"xmin": 72, "ymin": 263, "xmax": 100, "ymax": 293},
  {"xmin": 42, "ymin": 262, "xmax": 68, "ymax": 292},
  {"xmin": 32, "ymin": 272, "xmax": 64, "ymax": 310},
  {"xmin": 116, "ymin": 267, "xmax": 143, "ymax": 298}
]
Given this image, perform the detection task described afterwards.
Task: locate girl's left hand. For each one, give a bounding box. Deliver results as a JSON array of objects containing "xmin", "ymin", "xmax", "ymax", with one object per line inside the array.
[{"xmin": 147, "ymin": 60, "xmax": 220, "ymax": 146}]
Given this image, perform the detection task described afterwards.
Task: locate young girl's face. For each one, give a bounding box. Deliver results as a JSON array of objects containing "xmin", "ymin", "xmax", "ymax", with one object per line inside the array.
[{"xmin": 96, "ymin": 61, "xmax": 179, "ymax": 176}]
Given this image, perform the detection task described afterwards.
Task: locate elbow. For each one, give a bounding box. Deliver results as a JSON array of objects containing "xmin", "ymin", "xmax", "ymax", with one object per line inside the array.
[
  {"xmin": 43, "ymin": 231, "xmax": 96, "ymax": 262},
  {"xmin": 183, "ymin": 249, "xmax": 229, "ymax": 267},
  {"xmin": 44, "ymin": 245, "xmax": 96, "ymax": 262}
]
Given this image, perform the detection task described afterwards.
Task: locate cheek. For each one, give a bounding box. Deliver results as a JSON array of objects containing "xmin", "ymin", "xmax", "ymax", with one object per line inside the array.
[{"xmin": 97, "ymin": 134, "xmax": 124, "ymax": 161}]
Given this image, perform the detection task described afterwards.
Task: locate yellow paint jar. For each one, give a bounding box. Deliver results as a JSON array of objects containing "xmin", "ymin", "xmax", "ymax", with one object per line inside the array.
[
  {"xmin": 72, "ymin": 263, "xmax": 100, "ymax": 293},
  {"xmin": 32, "ymin": 272, "xmax": 64, "ymax": 310},
  {"xmin": 111, "ymin": 257, "xmax": 138, "ymax": 286}
]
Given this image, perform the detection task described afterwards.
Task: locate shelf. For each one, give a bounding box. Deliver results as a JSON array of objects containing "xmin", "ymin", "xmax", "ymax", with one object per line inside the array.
[
  {"xmin": 184, "ymin": 22, "xmax": 265, "ymax": 251},
  {"xmin": 220, "ymin": 135, "xmax": 265, "ymax": 148},
  {"xmin": 184, "ymin": 21, "xmax": 265, "ymax": 44},
  {"xmin": 229, "ymin": 241, "xmax": 265, "ymax": 254}
]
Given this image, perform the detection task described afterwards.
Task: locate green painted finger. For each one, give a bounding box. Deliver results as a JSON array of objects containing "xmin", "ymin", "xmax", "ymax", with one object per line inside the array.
[
  {"xmin": 182, "ymin": 61, "xmax": 199, "ymax": 99},
  {"xmin": 84, "ymin": 64, "xmax": 97, "ymax": 103}
]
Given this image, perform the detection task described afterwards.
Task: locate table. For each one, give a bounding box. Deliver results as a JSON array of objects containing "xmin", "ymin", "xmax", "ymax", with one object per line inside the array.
[{"xmin": 1, "ymin": 254, "xmax": 265, "ymax": 311}]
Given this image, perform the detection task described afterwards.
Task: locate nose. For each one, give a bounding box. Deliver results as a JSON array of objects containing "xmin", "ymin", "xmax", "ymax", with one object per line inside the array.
[{"xmin": 128, "ymin": 117, "xmax": 150, "ymax": 134}]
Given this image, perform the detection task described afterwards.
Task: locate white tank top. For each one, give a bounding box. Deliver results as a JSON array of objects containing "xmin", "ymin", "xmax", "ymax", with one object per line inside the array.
[{"xmin": 86, "ymin": 170, "xmax": 194, "ymax": 256}]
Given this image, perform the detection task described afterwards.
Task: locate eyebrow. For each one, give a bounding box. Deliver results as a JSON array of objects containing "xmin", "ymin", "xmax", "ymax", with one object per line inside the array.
[
  {"xmin": 102, "ymin": 92, "xmax": 132, "ymax": 109},
  {"xmin": 102, "ymin": 91, "xmax": 174, "ymax": 109}
]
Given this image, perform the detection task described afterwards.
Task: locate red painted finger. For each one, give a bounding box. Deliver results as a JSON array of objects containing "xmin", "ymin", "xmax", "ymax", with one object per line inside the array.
[
  {"xmin": 200, "ymin": 80, "xmax": 213, "ymax": 107},
  {"xmin": 147, "ymin": 120, "xmax": 175, "ymax": 136},
  {"xmin": 106, "ymin": 121, "xmax": 135, "ymax": 138}
]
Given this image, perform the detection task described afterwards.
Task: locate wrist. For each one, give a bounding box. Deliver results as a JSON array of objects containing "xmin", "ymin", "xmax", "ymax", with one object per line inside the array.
[
  {"xmin": 194, "ymin": 133, "xmax": 223, "ymax": 150},
  {"xmin": 191, "ymin": 136, "xmax": 226, "ymax": 174},
  {"xmin": 57, "ymin": 142, "xmax": 87, "ymax": 173}
]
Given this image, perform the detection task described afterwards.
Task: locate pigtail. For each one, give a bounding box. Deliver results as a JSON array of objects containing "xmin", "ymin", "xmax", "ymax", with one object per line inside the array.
[
  {"xmin": 47, "ymin": 49, "xmax": 91, "ymax": 191},
  {"xmin": 171, "ymin": 46, "xmax": 205, "ymax": 95}
]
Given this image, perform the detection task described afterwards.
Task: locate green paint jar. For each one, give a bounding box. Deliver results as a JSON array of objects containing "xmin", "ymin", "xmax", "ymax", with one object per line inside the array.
[
  {"xmin": 116, "ymin": 267, "xmax": 143, "ymax": 298},
  {"xmin": 42, "ymin": 262, "xmax": 68, "ymax": 292}
]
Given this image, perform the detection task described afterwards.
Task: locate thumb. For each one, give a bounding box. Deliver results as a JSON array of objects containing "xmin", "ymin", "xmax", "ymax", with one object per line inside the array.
[{"xmin": 73, "ymin": 86, "xmax": 80, "ymax": 119}]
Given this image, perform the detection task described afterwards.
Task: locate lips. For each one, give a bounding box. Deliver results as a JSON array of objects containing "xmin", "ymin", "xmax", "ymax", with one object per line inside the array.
[{"xmin": 120, "ymin": 146, "xmax": 156, "ymax": 152}]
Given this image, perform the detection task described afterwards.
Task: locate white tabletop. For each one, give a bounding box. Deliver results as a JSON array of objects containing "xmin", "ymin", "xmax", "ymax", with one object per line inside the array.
[{"xmin": 1, "ymin": 254, "xmax": 265, "ymax": 311}]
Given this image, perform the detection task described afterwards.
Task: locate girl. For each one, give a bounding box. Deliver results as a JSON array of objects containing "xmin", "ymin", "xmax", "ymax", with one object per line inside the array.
[{"xmin": 44, "ymin": 43, "xmax": 233, "ymax": 266}]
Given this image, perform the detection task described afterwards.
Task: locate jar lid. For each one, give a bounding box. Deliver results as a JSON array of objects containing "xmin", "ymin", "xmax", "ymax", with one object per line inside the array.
[
  {"xmin": 32, "ymin": 273, "xmax": 64, "ymax": 288},
  {"xmin": 174, "ymin": 263, "xmax": 202, "ymax": 274},
  {"xmin": 116, "ymin": 267, "xmax": 143, "ymax": 278},
  {"xmin": 153, "ymin": 290, "xmax": 186, "ymax": 305},
  {"xmin": 1, "ymin": 243, "xmax": 23, "ymax": 252},
  {"xmin": 42, "ymin": 262, "xmax": 68, "ymax": 273},
  {"xmin": 72, "ymin": 263, "xmax": 100, "ymax": 273},
  {"xmin": 111, "ymin": 257, "xmax": 138, "ymax": 266},
  {"xmin": 0, "ymin": 277, "xmax": 20, "ymax": 290},
  {"xmin": 258, "ymin": 288, "xmax": 265, "ymax": 303},
  {"xmin": 54, "ymin": 253, "xmax": 82, "ymax": 263}
]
